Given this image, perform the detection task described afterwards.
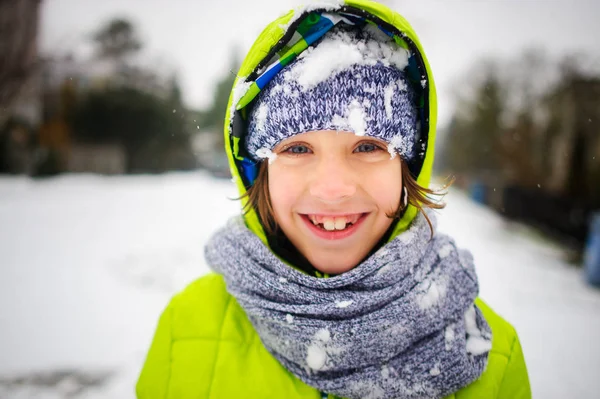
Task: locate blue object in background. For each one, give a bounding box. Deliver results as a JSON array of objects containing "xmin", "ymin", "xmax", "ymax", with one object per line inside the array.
[
  {"xmin": 469, "ymin": 181, "xmax": 486, "ymax": 205},
  {"xmin": 584, "ymin": 212, "xmax": 600, "ymax": 287}
]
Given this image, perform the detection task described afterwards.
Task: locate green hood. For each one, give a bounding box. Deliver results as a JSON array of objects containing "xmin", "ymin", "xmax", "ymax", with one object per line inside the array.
[{"xmin": 224, "ymin": 0, "xmax": 438, "ymax": 248}]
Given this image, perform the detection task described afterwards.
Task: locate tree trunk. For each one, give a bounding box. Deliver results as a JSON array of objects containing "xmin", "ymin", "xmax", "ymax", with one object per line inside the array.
[{"xmin": 0, "ymin": 0, "xmax": 42, "ymax": 111}]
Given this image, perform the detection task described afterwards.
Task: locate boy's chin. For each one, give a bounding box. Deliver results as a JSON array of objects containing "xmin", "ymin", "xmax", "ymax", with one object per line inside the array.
[{"xmin": 306, "ymin": 252, "xmax": 364, "ymax": 275}]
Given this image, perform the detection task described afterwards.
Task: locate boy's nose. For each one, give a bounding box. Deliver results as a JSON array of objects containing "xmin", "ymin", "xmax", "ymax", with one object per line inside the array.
[{"xmin": 309, "ymin": 157, "xmax": 356, "ymax": 203}]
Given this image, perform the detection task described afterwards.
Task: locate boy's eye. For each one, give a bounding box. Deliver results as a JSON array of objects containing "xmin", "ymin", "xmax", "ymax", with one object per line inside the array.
[
  {"xmin": 354, "ymin": 142, "xmax": 383, "ymax": 153},
  {"xmin": 283, "ymin": 144, "xmax": 312, "ymax": 154}
]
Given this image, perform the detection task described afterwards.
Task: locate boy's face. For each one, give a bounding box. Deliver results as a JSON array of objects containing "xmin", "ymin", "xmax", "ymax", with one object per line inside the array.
[{"xmin": 268, "ymin": 130, "xmax": 402, "ymax": 274}]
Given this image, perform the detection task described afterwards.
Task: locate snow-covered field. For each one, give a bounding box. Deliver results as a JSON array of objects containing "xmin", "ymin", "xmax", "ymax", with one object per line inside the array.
[{"xmin": 0, "ymin": 172, "xmax": 599, "ymax": 398}]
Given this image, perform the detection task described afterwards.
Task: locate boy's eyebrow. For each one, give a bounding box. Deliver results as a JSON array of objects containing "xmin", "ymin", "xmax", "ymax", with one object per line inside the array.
[{"xmin": 357, "ymin": 136, "xmax": 387, "ymax": 144}]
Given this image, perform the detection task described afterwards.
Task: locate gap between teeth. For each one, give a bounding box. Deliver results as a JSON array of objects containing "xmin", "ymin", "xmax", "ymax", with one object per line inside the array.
[{"xmin": 310, "ymin": 217, "xmax": 356, "ymax": 231}]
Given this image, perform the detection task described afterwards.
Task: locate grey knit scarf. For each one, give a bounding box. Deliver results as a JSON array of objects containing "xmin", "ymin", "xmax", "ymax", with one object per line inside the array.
[{"xmin": 205, "ymin": 212, "xmax": 492, "ymax": 399}]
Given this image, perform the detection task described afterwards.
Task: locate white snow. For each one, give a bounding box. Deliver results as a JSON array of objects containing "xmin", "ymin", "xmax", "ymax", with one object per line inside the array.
[
  {"xmin": 417, "ymin": 278, "xmax": 447, "ymax": 310},
  {"xmin": 438, "ymin": 243, "xmax": 453, "ymax": 259},
  {"xmin": 347, "ymin": 100, "xmax": 367, "ymax": 136},
  {"xmin": 255, "ymin": 147, "xmax": 278, "ymax": 164},
  {"xmin": 466, "ymin": 334, "xmax": 493, "ymax": 356},
  {"xmin": 306, "ymin": 345, "xmax": 327, "ymax": 371},
  {"xmin": 383, "ymin": 79, "xmax": 408, "ymax": 120},
  {"xmin": 335, "ymin": 300, "xmax": 354, "ymax": 308},
  {"xmin": 306, "ymin": 328, "xmax": 331, "ymax": 371},
  {"xmin": 286, "ymin": 314, "xmax": 294, "ymax": 324},
  {"xmin": 284, "ymin": 28, "xmax": 409, "ymax": 91},
  {"xmin": 444, "ymin": 323, "xmax": 456, "ymax": 351},
  {"xmin": 463, "ymin": 305, "xmax": 492, "ymax": 356},
  {"xmin": 279, "ymin": 277, "xmax": 288, "ymax": 283},
  {"xmin": 331, "ymin": 114, "xmax": 345, "ymax": 131},
  {"xmin": 464, "ymin": 305, "xmax": 478, "ymax": 333},
  {"xmin": 277, "ymin": 0, "xmax": 345, "ymax": 33},
  {"xmin": 255, "ymin": 103, "xmax": 269, "ymax": 132},
  {"xmin": 384, "ymin": 83, "xmax": 396, "ymax": 119},
  {"xmin": 387, "ymin": 134, "xmax": 412, "ymax": 159},
  {"xmin": 1, "ymin": 176, "xmax": 599, "ymax": 398},
  {"xmin": 0, "ymin": 172, "xmax": 239, "ymax": 398},
  {"xmin": 286, "ymin": 41, "xmax": 361, "ymax": 90},
  {"xmin": 464, "ymin": 305, "xmax": 493, "ymax": 356},
  {"xmin": 363, "ymin": 22, "xmax": 393, "ymax": 43},
  {"xmin": 314, "ymin": 328, "xmax": 331, "ymax": 343},
  {"xmin": 230, "ymin": 78, "xmax": 251, "ymax": 116},
  {"xmin": 397, "ymin": 79, "xmax": 407, "ymax": 91},
  {"xmin": 429, "ymin": 364, "xmax": 441, "ymax": 376}
]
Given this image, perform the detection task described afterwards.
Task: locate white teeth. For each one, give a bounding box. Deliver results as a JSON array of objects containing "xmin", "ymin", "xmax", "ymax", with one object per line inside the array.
[
  {"xmin": 334, "ymin": 218, "xmax": 346, "ymax": 230},
  {"xmin": 308, "ymin": 215, "xmax": 359, "ymax": 231},
  {"xmin": 323, "ymin": 219, "xmax": 336, "ymax": 231},
  {"xmin": 320, "ymin": 217, "xmax": 349, "ymax": 231}
]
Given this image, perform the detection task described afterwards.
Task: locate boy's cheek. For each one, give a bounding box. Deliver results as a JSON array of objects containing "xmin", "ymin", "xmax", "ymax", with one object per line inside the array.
[
  {"xmin": 269, "ymin": 167, "xmax": 306, "ymax": 195},
  {"xmin": 269, "ymin": 177, "xmax": 300, "ymax": 215},
  {"xmin": 270, "ymin": 190, "xmax": 293, "ymax": 214},
  {"xmin": 364, "ymin": 170, "xmax": 402, "ymax": 201}
]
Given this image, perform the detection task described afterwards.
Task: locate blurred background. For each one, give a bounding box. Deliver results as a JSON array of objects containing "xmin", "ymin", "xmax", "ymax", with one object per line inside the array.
[{"xmin": 1, "ymin": 0, "xmax": 599, "ymax": 398}]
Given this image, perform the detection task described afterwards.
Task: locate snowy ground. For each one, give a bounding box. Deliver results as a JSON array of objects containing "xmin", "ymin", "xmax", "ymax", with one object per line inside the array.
[{"xmin": 0, "ymin": 172, "xmax": 598, "ymax": 398}]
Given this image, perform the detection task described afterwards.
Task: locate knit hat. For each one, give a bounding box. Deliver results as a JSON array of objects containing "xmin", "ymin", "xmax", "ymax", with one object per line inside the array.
[{"xmin": 246, "ymin": 26, "xmax": 419, "ymax": 162}]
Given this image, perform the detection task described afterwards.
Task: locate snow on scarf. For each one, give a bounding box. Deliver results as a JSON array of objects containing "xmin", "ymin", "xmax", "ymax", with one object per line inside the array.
[{"xmin": 205, "ymin": 211, "xmax": 491, "ymax": 399}]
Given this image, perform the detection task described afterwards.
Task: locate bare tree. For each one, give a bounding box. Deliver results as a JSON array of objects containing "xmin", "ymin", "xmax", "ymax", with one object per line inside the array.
[{"xmin": 0, "ymin": 0, "xmax": 42, "ymax": 110}]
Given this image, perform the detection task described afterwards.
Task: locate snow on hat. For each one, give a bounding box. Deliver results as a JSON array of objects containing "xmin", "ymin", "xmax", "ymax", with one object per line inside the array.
[{"xmin": 246, "ymin": 26, "xmax": 418, "ymax": 163}]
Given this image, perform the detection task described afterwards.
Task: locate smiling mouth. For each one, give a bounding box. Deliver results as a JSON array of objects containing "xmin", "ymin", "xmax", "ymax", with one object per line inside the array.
[
  {"xmin": 298, "ymin": 213, "xmax": 368, "ymax": 241},
  {"xmin": 305, "ymin": 214, "xmax": 362, "ymax": 231}
]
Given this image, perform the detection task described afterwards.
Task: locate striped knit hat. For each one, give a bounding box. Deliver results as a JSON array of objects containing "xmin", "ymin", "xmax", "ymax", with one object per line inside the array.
[{"xmin": 246, "ymin": 26, "xmax": 418, "ymax": 162}]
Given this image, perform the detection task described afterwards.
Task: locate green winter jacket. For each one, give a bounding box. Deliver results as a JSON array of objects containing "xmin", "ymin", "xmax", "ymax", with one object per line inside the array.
[
  {"xmin": 137, "ymin": 1, "xmax": 531, "ymax": 397},
  {"xmin": 137, "ymin": 274, "xmax": 530, "ymax": 399}
]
